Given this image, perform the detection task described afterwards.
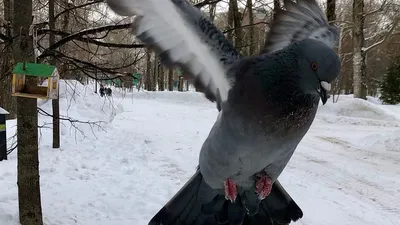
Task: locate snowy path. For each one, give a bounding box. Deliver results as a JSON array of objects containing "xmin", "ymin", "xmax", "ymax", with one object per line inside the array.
[{"xmin": 1, "ymin": 87, "xmax": 399, "ymax": 225}]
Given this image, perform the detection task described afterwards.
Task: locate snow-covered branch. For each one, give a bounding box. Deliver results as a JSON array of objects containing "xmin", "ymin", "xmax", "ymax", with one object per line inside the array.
[
  {"xmin": 362, "ymin": 18, "xmax": 400, "ymax": 53},
  {"xmin": 364, "ymin": 0, "xmax": 388, "ymax": 17}
]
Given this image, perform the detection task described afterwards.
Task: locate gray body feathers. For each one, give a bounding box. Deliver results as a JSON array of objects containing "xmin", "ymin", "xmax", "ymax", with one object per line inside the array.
[{"xmin": 199, "ymin": 49, "xmax": 319, "ymax": 190}]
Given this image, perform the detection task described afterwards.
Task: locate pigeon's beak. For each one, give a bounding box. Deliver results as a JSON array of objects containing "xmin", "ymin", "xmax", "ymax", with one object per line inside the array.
[{"xmin": 319, "ymin": 81, "xmax": 331, "ymax": 105}]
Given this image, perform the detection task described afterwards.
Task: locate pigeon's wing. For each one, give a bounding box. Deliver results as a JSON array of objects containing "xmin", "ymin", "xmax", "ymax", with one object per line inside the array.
[
  {"xmin": 106, "ymin": 0, "xmax": 241, "ymax": 104},
  {"xmin": 263, "ymin": 0, "xmax": 339, "ymax": 53}
]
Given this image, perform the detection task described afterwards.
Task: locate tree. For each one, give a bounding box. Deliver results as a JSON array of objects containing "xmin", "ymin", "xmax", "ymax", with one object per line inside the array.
[
  {"xmin": 0, "ymin": 0, "xmax": 16, "ymax": 119},
  {"xmin": 352, "ymin": 0, "xmax": 399, "ymax": 99},
  {"xmin": 49, "ymin": 0, "xmax": 60, "ymax": 149},
  {"xmin": 168, "ymin": 68, "xmax": 174, "ymax": 91},
  {"xmin": 246, "ymin": 0, "xmax": 255, "ymax": 55},
  {"xmin": 145, "ymin": 50, "xmax": 152, "ymax": 90},
  {"xmin": 379, "ymin": 58, "xmax": 400, "ymax": 104},
  {"xmin": 327, "ymin": 0, "xmax": 336, "ymax": 23},
  {"xmin": 12, "ymin": 0, "xmax": 44, "ymax": 224}
]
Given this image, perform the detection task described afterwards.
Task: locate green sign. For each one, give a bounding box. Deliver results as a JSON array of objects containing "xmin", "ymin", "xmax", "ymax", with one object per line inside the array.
[
  {"xmin": 0, "ymin": 124, "xmax": 5, "ymax": 131},
  {"xmin": 133, "ymin": 73, "xmax": 140, "ymax": 85},
  {"xmin": 178, "ymin": 68, "xmax": 182, "ymax": 76}
]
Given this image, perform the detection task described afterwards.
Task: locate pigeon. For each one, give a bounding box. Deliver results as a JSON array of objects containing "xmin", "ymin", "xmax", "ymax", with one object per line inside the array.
[{"xmin": 105, "ymin": 0, "xmax": 341, "ymax": 224}]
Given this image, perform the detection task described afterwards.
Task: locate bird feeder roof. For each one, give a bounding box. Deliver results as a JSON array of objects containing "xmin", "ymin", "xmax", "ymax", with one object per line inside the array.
[
  {"xmin": 0, "ymin": 107, "xmax": 9, "ymax": 114},
  {"xmin": 12, "ymin": 62, "xmax": 57, "ymax": 78}
]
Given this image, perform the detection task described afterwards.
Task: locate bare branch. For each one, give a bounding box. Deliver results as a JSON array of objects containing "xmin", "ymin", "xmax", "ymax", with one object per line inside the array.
[
  {"xmin": 37, "ymin": 107, "xmax": 106, "ymax": 139},
  {"xmin": 54, "ymin": 0, "xmax": 103, "ymax": 21},
  {"xmin": 194, "ymin": 0, "xmax": 223, "ymax": 8},
  {"xmin": 37, "ymin": 23, "xmax": 139, "ymax": 56},
  {"xmin": 38, "ymin": 29, "xmax": 144, "ymax": 54}
]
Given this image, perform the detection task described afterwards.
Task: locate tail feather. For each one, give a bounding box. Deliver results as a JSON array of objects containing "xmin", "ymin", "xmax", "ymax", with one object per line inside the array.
[
  {"xmin": 261, "ymin": 180, "xmax": 303, "ymax": 223},
  {"xmin": 148, "ymin": 170, "xmax": 303, "ymax": 225}
]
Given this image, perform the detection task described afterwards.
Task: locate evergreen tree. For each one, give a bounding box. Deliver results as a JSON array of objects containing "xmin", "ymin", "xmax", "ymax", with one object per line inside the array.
[{"xmin": 380, "ymin": 58, "xmax": 400, "ymax": 104}]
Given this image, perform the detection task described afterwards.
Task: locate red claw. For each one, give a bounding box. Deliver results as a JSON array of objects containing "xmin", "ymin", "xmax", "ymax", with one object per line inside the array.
[
  {"xmin": 255, "ymin": 175, "xmax": 272, "ymax": 200},
  {"xmin": 224, "ymin": 178, "xmax": 238, "ymax": 203}
]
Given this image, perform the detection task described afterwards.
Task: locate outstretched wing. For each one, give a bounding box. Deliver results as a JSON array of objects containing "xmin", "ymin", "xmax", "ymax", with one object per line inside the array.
[
  {"xmin": 106, "ymin": 0, "xmax": 241, "ymax": 104},
  {"xmin": 263, "ymin": 0, "xmax": 339, "ymax": 53}
]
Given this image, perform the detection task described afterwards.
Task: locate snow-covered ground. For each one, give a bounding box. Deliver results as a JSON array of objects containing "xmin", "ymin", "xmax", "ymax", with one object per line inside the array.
[{"xmin": 1, "ymin": 81, "xmax": 399, "ymax": 225}]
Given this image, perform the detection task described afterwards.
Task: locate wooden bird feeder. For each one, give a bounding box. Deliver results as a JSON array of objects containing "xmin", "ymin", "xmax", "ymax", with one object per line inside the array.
[{"xmin": 11, "ymin": 62, "xmax": 59, "ymax": 99}]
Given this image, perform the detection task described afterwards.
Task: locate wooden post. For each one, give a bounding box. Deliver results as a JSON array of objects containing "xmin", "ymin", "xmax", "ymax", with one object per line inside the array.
[{"xmin": 0, "ymin": 107, "xmax": 9, "ymax": 161}]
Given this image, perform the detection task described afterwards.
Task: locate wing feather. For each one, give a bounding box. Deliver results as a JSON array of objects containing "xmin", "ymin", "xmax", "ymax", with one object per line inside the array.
[
  {"xmin": 106, "ymin": 0, "xmax": 241, "ymax": 104},
  {"xmin": 263, "ymin": 0, "xmax": 339, "ymax": 53}
]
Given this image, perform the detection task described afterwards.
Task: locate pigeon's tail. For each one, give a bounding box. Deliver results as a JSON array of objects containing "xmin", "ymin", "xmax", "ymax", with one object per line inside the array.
[
  {"xmin": 148, "ymin": 170, "xmax": 303, "ymax": 225},
  {"xmin": 256, "ymin": 179, "xmax": 304, "ymax": 224}
]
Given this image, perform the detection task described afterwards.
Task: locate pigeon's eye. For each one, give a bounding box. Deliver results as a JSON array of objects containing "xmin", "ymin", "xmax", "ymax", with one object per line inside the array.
[{"xmin": 311, "ymin": 62, "xmax": 318, "ymax": 71}]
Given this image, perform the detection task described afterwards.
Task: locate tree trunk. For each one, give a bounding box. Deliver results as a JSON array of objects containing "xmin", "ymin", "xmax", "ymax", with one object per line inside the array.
[
  {"xmin": 229, "ymin": 0, "xmax": 242, "ymax": 49},
  {"xmin": 226, "ymin": 1, "xmax": 234, "ymax": 42},
  {"xmin": 60, "ymin": 0, "xmax": 71, "ymax": 81},
  {"xmin": 247, "ymin": 0, "xmax": 255, "ymax": 55},
  {"xmin": 326, "ymin": 0, "xmax": 336, "ymax": 23},
  {"xmin": 152, "ymin": 54, "xmax": 158, "ymax": 91},
  {"xmin": 273, "ymin": 0, "xmax": 281, "ymax": 20},
  {"xmin": 49, "ymin": 0, "xmax": 60, "ymax": 149},
  {"xmin": 326, "ymin": 0, "xmax": 339, "ymax": 102},
  {"xmin": 178, "ymin": 76, "xmax": 184, "ymax": 92},
  {"xmin": 263, "ymin": 0, "xmax": 281, "ymax": 50},
  {"xmin": 158, "ymin": 64, "xmax": 165, "ymax": 91},
  {"xmin": 12, "ymin": 0, "xmax": 44, "ymax": 224},
  {"xmin": 209, "ymin": 2, "xmax": 216, "ymax": 21},
  {"xmin": 0, "ymin": 0, "xmax": 16, "ymax": 119},
  {"xmin": 352, "ymin": 0, "xmax": 367, "ymax": 99},
  {"xmin": 145, "ymin": 50, "xmax": 152, "ymax": 90},
  {"xmin": 168, "ymin": 68, "xmax": 173, "ymax": 91}
]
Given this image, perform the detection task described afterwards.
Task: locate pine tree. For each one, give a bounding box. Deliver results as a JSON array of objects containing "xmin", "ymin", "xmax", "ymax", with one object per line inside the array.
[{"xmin": 380, "ymin": 58, "xmax": 400, "ymax": 104}]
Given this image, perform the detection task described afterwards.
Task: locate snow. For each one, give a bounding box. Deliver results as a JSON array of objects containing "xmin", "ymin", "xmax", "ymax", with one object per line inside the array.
[
  {"xmin": 0, "ymin": 107, "xmax": 9, "ymax": 115},
  {"xmin": 1, "ymin": 81, "xmax": 400, "ymax": 225}
]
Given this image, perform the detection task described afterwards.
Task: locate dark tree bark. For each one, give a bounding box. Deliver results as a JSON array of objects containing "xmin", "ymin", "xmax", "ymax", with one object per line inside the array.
[
  {"xmin": 168, "ymin": 68, "xmax": 173, "ymax": 91},
  {"xmin": 246, "ymin": 0, "xmax": 255, "ymax": 55},
  {"xmin": 209, "ymin": 2, "xmax": 216, "ymax": 21},
  {"xmin": 49, "ymin": 0, "xmax": 60, "ymax": 149},
  {"xmin": 273, "ymin": 0, "xmax": 281, "ymax": 20},
  {"xmin": 12, "ymin": 0, "xmax": 44, "ymax": 224},
  {"xmin": 145, "ymin": 50, "xmax": 152, "ymax": 90},
  {"xmin": 326, "ymin": 0, "xmax": 336, "ymax": 23},
  {"xmin": 158, "ymin": 63, "xmax": 165, "ymax": 91},
  {"xmin": 228, "ymin": 0, "xmax": 243, "ymax": 49},
  {"xmin": 0, "ymin": 0, "xmax": 16, "ymax": 119},
  {"xmin": 152, "ymin": 54, "xmax": 158, "ymax": 91}
]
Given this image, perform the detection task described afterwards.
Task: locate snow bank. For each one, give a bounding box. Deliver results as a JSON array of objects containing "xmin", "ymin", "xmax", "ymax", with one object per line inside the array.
[
  {"xmin": 317, "ymin": 95, "xmax": 400, "ymax": 126},
  {"xmin": 356, "ymin": 130, "xmax": 400, "ymax": 152}
]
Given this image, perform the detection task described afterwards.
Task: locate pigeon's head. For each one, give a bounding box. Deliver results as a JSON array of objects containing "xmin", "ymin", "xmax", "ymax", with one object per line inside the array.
[{"xmin": 296, "ymin": 39, "xmax": 341, "ymax": 105}]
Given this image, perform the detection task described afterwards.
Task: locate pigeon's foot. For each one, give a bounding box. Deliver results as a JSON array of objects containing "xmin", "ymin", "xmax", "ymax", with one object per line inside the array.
[
  {"xmin": 255, "ymin": 174, "xmax": 272, "ymax": 200},
  {"xmin": 224, "ymin": 178, "xmax": 237, "ymax": 203}
]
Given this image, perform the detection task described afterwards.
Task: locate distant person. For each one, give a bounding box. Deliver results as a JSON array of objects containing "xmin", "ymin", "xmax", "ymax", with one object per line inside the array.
[
  {"xmin": 99, "ymin": 85, "xmax": 105, "ymax": 97},
  {"xmin": 106, "ymin": 88, "xmax": 112, "ymax": 97}
]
